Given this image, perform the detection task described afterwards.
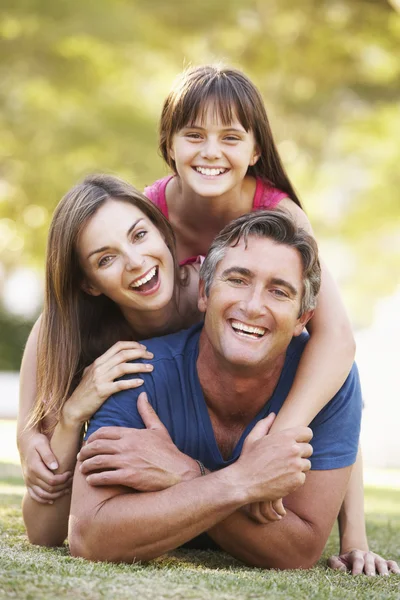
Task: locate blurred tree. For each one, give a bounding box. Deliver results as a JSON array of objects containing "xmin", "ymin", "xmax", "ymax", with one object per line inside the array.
[{"xmin": 0, "ymin": 0, "xmax": 399, "ymax": 366}]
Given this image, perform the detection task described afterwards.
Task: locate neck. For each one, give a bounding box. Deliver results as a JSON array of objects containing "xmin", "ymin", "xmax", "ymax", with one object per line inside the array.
[
  {"xmin": 196, "ymin": 330, "xmax": 285, "ymax": 426},
  {"xmin": 171, "ymin": 176, "xmax": 256, "ymax": 229},
  {"xmin": 121, "ymin": 295, "xmax": 181, "ymax": 340}
]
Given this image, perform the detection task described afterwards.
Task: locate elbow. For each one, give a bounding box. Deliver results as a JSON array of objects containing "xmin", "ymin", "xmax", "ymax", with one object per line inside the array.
[{"xmin": 69, "ymin": 516, "xmax": 101, "ymax": 561}]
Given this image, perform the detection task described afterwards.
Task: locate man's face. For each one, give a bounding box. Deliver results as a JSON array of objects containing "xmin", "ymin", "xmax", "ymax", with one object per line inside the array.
[{"xmin": 198, "ymin": 236, "xmax": 314, "ymax": 372}]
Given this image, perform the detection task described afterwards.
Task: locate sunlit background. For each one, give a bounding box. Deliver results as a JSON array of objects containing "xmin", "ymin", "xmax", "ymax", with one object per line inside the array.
[{"xmin": 0, "ymin": 0, "xmax": 399, "ymax": 468}]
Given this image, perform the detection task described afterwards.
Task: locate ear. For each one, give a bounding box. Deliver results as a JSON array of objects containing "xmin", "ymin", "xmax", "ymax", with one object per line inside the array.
[
  {"xmin": 293, "ymin": 309, "xmax": 314, "ymax": 337},
  {"xmin": 81, "ymin": 279, "xmax": 102, "ymax": 297},
  {"xmin": 198, "ymin": 279, "xmax": 208, "ymax": 314},
  {"xmin": 169, "ymin": 144, "xmax": 175, "ymax": 161},
  {"xmin": 249, "ymin": 146, "xmax": 261, "ymax": 167}
]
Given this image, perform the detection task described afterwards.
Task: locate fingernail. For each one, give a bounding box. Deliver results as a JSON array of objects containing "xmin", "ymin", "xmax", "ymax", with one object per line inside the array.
[
  {"xmin": 145, "ymin": 364, "xmax": 154, "ymax": 371},
  {"xmin": 146, "ymin": 352, "xmax": 154, "ymax": 358},
  {"xmin": 50, "ymin": 462, "xmax": 58, "ymax": 470},
  {"xmin": 134, "ymin": 379, "xmax": 144, "ymax": 386}
]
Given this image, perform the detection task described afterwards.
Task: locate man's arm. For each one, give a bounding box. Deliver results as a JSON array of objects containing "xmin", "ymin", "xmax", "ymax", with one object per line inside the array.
[
  {"xmin": 208, "ymin": 467, "xmax": 352, "ymax": 569},
  {"xmin": 69, "ymin": 410, "xmax": 313, "ymax": 563}
]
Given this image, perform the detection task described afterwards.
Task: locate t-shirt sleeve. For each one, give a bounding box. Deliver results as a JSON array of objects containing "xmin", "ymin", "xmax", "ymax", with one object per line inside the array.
[
  {"xmin": 85, "ymin": 387, "xmax": 146, "ymax": 440},
  {"xmin": 308, "ymin": 363, "xmax": 362, "ymax": 470}
]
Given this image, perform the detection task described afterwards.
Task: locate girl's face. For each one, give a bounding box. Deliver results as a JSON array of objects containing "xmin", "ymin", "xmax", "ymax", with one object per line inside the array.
[
  {"xmin": 77, "ymin": 199, "xmax": 175, "ymax": 316},
  {"xmin": 170, "ymin": 103, "xmax": 260, "ymax": 198}
]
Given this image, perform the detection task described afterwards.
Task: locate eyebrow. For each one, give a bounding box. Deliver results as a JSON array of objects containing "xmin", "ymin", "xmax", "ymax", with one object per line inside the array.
[
  {"xmin": 86, "ymin": 218, "xmax": 143, "ymax": 260},
  {"xmin": 221, "ymin": 268, "xmax": 298, "ymax": 296},
  {"xmin": 183, "ymin": 125, "xmax": 245, "ymax": 134}
]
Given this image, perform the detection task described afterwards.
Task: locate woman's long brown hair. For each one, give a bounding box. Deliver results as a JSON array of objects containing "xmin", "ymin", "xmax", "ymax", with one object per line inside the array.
[
  {"xmin": 159, "ymin": 64, "xmax": 302, "ymax": 208},
  {"xmin": 31, "ymin": 174, "xmax": 181, "ymax": 429}
]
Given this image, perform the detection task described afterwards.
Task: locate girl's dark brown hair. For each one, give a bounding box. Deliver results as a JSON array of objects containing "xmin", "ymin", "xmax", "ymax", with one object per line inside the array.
[
  {"xmin": 159, "ymin": 64, "xmax": 302, "ymax": 208},
  {"xmin": 31, "ymin": 174, "xmax": 180, "ymax": 429}
]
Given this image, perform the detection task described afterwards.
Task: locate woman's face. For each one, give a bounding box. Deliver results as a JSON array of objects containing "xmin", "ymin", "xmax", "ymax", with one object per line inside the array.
[{"xmin": 77, "ymin": 199, "xmax": 175, "ymax": 316}]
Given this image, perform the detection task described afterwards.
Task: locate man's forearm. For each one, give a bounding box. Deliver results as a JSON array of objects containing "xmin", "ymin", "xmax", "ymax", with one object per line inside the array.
[{"xmin": 69, "ymin": 464, "xmax": 250, "ymax": 563}]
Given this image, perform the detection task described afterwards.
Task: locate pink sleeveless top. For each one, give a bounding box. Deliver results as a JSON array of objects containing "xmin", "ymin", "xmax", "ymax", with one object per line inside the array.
[{"xmin": 144, "ymin": 175, "xmax": 287, "ymax": 219}]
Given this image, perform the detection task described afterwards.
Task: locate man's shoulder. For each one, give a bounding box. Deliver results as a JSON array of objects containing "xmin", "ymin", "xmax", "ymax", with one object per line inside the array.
[{"xmin": 140, "ymin": 323, "xmax": 203, "ymax": 365}]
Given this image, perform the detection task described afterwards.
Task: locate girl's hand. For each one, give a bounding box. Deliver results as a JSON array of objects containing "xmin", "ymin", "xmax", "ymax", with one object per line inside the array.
[
  {"xmin": 327, "ymin": 549, "xmax": 400, "ymax": 576},
  {"xmin": 62, "ymin": 341, "xmax": 154, "ymax": 427},
  {"xmin": 18, "ymin": 431, "xmax": 72, "ymax": 504}
]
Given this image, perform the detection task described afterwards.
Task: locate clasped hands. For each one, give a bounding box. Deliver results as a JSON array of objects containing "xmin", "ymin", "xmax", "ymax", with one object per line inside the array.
[{"xmin": 78, "ymin": 392, "xmax": 310, "ymax": 525}]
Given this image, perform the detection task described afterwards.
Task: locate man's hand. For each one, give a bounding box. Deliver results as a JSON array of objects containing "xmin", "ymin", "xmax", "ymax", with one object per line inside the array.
[
  {"xmin": 328, "ymin": 549, "xmax": 400, "ymax": 576},
  {"xmin": 234, "ymin": 414, "xmax": 313, "ymax": 504},
  {"xmin": 18, "ymin": 431, "xmax": 72, "ymax": 504},
  {"xmin": 78, "ymin": 392, "xmax": 200, "ymax": 491}
]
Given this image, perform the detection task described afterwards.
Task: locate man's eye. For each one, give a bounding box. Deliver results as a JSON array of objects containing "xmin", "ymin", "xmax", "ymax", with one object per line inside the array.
[
  {"xmin": 272, "ymin": 289, "xmax": 288, "ymax": 298},
  {"xmin": 98, "ymin": 255, "xmax": 113, "ymax": 267},
  {"xmin": 228, "ymin": 278, "xmax": 245, "ymax": 285}
]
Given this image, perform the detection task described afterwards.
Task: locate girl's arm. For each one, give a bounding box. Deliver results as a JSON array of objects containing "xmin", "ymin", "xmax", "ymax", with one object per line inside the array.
[
  {"xmin": 22, "ymin": 338, "xmax": 155, "ymax": 547},
  {"xmin": 270, "ymin": 198, "xmax": 355, "ymax": 432}
]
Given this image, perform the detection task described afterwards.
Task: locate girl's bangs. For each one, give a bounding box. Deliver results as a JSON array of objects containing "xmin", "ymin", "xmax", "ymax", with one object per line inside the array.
[{"xmin": 177, "ymin": 77, "xmax": 254, "ymax": 133}]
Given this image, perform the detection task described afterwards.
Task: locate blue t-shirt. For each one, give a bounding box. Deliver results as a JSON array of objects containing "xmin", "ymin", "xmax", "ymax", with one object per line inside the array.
[{"xmin": 86, "ymin": 323, "xmax": 362, "ymax": 471}]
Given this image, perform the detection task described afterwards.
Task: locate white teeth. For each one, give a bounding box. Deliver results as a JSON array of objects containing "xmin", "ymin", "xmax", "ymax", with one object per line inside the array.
[
  {"xmin": 231, "ymin": 321, "xmax": 266, "ymax": 336},
  {"xmin": 131, "ymin": 266, "xmax": 157, "ymax": 288},
  {"xmin": 195, "ymin": 167, "xmax": 226, "ymax": 177}
]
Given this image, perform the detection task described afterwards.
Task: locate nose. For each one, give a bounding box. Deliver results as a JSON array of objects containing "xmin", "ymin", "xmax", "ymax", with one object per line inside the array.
[
  {"xmin": 200, "ymin": 137, "xmax": 222, "ymax": 161},
  {"xmin": 124, "ymin": 248, "xmax": 144, "ymax": 272},
  {"xmin": 242, "ymin": 286, "xmax": 267, "ymax": 319}
]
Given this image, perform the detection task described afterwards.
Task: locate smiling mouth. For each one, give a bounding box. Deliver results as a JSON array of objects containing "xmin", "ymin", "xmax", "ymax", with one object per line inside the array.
[
  {"xmin": 230, "ymin": 320, "xmax": 267, "ymax": 340},
  {"xmin": 129, "ymin": 266, "xmax": 159, "ymax": 293},
  {"xmin": 193, "ymin": 167, "xmax": 229, "ymax": 177}
]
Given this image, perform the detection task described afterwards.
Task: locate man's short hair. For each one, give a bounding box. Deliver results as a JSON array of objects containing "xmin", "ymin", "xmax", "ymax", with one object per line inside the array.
[{"xmin": 200, "ymin": 210, "xmax": 321, "ymax": 316}]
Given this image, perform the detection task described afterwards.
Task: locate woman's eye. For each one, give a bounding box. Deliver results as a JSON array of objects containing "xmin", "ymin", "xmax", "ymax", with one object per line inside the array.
[
  {"xmin": 224, "ymin": 136, "xmax": 240, "ymax": 142},
  {"xmin": 98, "ymin": 255, "xmax": 113, "ymax": 267}
]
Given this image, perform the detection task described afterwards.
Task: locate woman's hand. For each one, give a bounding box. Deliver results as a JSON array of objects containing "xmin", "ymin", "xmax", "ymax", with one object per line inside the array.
[
  {"xmin": 327, "ymin": 549, "xmax": 400, "ymax": 576},
  {"xmin": 62, "ymin": 341, "xmax": 154, "ymax": 427},
  {"xmin": 18, "ymin": 431, "xmax": 72, "ymax": 504}
]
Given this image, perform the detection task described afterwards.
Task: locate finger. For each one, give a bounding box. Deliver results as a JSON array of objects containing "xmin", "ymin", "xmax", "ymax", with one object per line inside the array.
[
  {"xmin": 85, "ymin": 426, "xmax": 123, "ymax": 444},
  {"xmin": 35, "ymin": 440, "xmax": 58, "ymax": 471},
  {"xmin": 94, "ymin": 341, "xmax": 149, "ymax": 367},
  {"xmin": 27, "ymin": 467, "xmax": 72, "ymax": 488},
  {"xmin": 327, "ymin": 556, "xmax": 347, "ymax": 571},
  {"xmin": 137, "ymin": 392, "xmax": 168, "ymax": 432},
  {"xmin": 28, "ymin": 486, "xmax": 52, "ymax": 505},
  {"xmin": 298, "ymin": 442, "xmax": 313, "ymax": 459},
  {"xmin": 245, "ymin": 413, "xmax": 276, "ymax": 442},
  {"xmin": 363, "ymin": 553, "xmax": 376, "ymax": 576},
  {"xmin": 301, "ymin": 458, "xmax": 312, "ymax": 473},
  {"xmin": 86, "ymin": 470, "xmax": 126, "ymax": 487},
  {"xmin": 257, "ymin": 501, "xmax": 281, "ymax": 522},
  {"xmin": 387, "ymin": 560, "xmax": 400, "ymax": 574},
  {"xmin": 351, "ymin": 552, "xmax": 365, "ymax": 576},
  {"xmin": 80, "ymin": 454, "xmax": 119, "ymax": 475},
  {"xmin": 271, "ymin": 498, "xmax": 286, "ymax": 517},
  {"xmin": 102, "ymin": 348, "xmax": 154, "ymax": 374},
  {"xmin": 31, "ymin": 476, "xmax": 73, "ymax": 494},
  {"xmin": 292, "ymin": 426, "xmax": 313, "ymax": 443},
  {"xmin": 375, "ymin": 559, "xmax": 389, "ymax": 576},
  {"xmin": 110, "ymin": 378, "xmax": 145, "ymax": 394},
  {"xmin": 247, "ymin": 503, "xmax": 271, "ymax": 524},
  {"xmin": 29, "ymin": 485, "xmax": 62, "ymax": 503},
  {"xmin": 107, "ymin": 356, "xmax": 154, "ymax": 379},
  {"xmin": 78, "ymin": 440, "xmax": 118, "ymax": 461}
]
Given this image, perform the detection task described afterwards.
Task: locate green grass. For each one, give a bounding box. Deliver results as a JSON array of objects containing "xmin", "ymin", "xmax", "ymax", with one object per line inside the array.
[{"xmin": 0, "ymin": 462, "xmax": 399, "ymax": 600}]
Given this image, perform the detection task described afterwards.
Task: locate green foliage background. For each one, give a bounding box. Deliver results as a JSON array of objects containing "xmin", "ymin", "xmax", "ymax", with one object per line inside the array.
[{"xmin": 1, "ymin": 0, "xmax": 399, "ymax": 368}]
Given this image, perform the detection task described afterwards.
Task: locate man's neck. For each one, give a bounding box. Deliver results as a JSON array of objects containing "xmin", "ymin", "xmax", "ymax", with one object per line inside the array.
[{"xmin": 196, "ymin": 331, "xmax": 285, "ymax": 429}]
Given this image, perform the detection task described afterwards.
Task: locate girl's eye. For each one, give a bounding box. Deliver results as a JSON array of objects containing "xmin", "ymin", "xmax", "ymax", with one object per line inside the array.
[
  {"xmin": 186, "ymin": 132, "xmax": 202, "ymax": 140},
  {"xmin": 98, "ymin": 255, "xmax": 114, "ymax": 267},
  {"xmin": 133, "ymin": 230, "xmax": 147, "ymax": 241}
]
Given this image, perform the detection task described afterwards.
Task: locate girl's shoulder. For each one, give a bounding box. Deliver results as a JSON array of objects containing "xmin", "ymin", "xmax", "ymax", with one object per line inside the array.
[
  {"xmin": 144, "ymin": 175, "xmax": 174, "ymax": 217},
  {"xmin": 253, "ymin": 178, "xmax": 288, "ymax": 210}
]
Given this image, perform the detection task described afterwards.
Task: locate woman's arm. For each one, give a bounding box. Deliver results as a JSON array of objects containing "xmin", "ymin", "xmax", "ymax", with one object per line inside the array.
[
  {"xmin": 22, "ymin": 339, "xmax": 155, "ymax": 547},
  {"xmin": 18, "ymin": 317, "xmax": 72, "ymax": 505}
]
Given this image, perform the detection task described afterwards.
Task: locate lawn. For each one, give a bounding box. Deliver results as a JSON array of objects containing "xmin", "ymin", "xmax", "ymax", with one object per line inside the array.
[{"xmin": 1, "ymin": 422, "xmax": 399, "ymax": 600}]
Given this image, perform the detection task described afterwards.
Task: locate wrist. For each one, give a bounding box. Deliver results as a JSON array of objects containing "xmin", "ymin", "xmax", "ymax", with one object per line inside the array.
[
  {"xmin": 179, "ymin": 457, "xmax": 205, "ymax": 482},
  {"xmin": 340, "ymin": 538, "xmax": 369, "ymax": 554},
  {"xmin": 60, "ymin": 404, "xmax": 86, "ymax": 430}
]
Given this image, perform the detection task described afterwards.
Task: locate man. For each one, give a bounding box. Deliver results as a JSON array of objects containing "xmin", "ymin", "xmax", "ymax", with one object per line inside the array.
[{"xmin": 69, "ymin": 210, "xmax": 362, "ymax": 568}]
